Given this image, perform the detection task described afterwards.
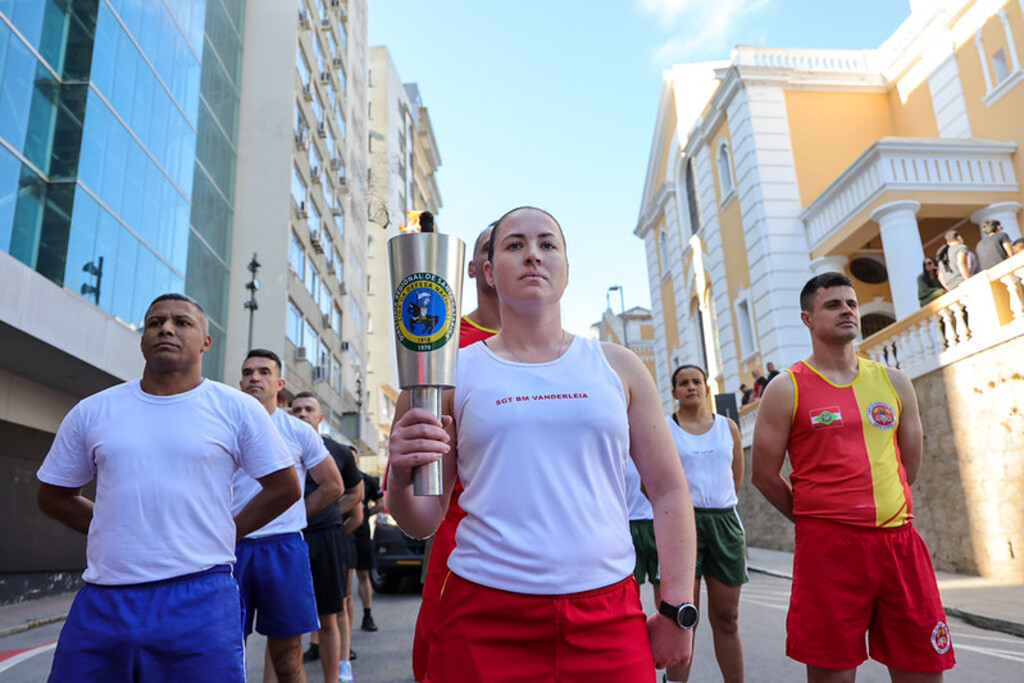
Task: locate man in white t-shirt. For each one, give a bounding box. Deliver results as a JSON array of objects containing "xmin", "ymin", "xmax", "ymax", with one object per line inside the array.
[
  {"xmin": 233, "ymin": 349, "xmax": 343, "ymax": 683},
  {"xmin": 37, "ymin": 293, "xmax": 300, "ymax": 683}
]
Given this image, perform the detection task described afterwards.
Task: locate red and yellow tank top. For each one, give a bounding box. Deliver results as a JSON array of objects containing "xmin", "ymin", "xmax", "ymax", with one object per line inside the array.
[{"xmin": 788, "ymin": 359, "xmax": 912, "ymax": 528}]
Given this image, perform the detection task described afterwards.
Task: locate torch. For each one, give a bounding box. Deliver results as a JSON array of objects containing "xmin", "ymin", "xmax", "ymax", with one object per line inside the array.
[{"xmin": 388, "ymin": 211, "xmax": 465, "ymax": 495}]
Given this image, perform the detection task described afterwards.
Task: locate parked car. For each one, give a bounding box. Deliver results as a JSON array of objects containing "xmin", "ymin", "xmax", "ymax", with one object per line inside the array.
[{"xmin": 370, "ymin": 510, "xmax": 426, "ymax": 592}]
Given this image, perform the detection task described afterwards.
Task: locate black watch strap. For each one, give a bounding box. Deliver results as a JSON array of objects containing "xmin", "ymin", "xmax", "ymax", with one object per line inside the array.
[{"xmin": 658, "ymin": 600, "xmax": 699, "ymax": 629}]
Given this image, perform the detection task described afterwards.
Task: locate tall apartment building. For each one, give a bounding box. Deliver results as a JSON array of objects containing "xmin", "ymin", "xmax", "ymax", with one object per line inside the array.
[
  {"xmin": 364, "ymin": 46, "xmax": 442, "ymax": 472},
  {"xmin": 225, "ymin": 0, "xmax": 372, "ymax": 452},
  {"xmin": 0, "ymin": 1, "xmax": 245, "ymax": 596},
  {"xmin": 637, "ymin": 0, "xmax": 1024, "ymax": 579}
]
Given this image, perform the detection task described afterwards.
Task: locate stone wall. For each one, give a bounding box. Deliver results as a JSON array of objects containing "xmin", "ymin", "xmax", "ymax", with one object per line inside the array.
[{"xmin": 740, "ymin": 333, "xmax": 1024, "ymax": 581}]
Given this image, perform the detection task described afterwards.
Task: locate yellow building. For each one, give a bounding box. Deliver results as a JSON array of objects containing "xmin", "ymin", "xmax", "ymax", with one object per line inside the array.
[
  {"xmin": 638, "ymin": 0, "xmax": 1024, "ymax": 580},
  {"xmin": 591, "ymin": 306, "xmax": 657, "ymax": 382}
]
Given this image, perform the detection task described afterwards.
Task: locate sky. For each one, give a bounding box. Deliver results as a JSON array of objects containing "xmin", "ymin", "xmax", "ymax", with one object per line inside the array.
[{"xmin": 367, "ymin": 0, "xmax": 913, "ymax": 335}]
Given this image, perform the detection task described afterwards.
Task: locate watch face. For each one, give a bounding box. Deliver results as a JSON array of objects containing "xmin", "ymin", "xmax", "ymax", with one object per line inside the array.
[{"xmin": 677, "ymin": 604, "xmax": 699, "ymax": 629}]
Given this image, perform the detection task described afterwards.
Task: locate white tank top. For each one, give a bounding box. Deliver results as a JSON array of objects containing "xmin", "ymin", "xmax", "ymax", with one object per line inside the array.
[
  {"xmin": 625, "ymin": 456, "xmax": 653, "ymax": 521},
  {"xmin": 449, "ymin": 336, "xmax": 635, "ymax": 594},
  {"xmin": 668, "ymin": 413, "xmax": 738, "ymax": 508}
]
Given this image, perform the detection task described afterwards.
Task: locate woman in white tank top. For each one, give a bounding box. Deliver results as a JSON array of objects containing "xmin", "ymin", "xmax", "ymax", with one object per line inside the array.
[
  {"xmin": 385, "ymin": 207, "xmax": 699, "ymax": 682},
  {"xmin": 666, "ymin": 365, "xmax": 746, "ymax": 683}
]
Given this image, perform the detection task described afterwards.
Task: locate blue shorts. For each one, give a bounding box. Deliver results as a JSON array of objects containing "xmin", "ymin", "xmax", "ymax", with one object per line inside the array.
[
  {"xmin": 234, "ymin": 532, "xmax": 320, "ymax": 638},
  {"xmin": 48, "ymin": 565, "xmax": 244, "ymax": 683}
]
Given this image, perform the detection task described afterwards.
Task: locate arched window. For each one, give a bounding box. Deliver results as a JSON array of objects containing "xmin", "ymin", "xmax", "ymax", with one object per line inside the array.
[
  {"xmin": 717, "ymin": 141, "xmax": 734, "ymax": 201},
  {"xmin": 685, "ymin": 159, "xmax": 701, "ymax": 235}
]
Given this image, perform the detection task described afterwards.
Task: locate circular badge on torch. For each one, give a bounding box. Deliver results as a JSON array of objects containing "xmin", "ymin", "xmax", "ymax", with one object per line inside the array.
[{"xmin": 394, "ymin": 272, "xmax": 457, "ymax": 351}]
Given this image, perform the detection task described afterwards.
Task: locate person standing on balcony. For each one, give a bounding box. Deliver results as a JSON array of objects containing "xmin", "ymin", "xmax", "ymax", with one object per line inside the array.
[
  {"xmin": 936, "ymin": 230, "xmax": 975, "ymax": 290},
  {"xmin": 752, "ymin": 272, "xmax": 955, "ymax": 683},
  {"xmin": 1012, "ymin": 238, "xmax": 1024, "ymax": 255},
  {"xmin": 977, "ymin": 220, "xmax": 1013, "ymax": 270},
  {"xmin": 917, "ymin": 258, "xmax": 945, "ymax": 307}
]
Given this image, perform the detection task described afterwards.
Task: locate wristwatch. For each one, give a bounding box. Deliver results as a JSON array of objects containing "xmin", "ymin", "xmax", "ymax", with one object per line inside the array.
[{"xmin": 658, "ymin": 600, "xmax": 700, "ymax": 629}]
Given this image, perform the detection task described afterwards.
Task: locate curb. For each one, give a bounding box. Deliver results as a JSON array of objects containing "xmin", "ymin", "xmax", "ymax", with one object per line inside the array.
[
  {"xmin": 0, "ymin": 614, "xmax": 67, "ymax": 640},
  {"xmin": 747, "ymin": 565, "xmax": 792, "ymax": 581},
  {"xmin": 944, "ymin": 607, "xmax": 1024, "ymax": 639}
]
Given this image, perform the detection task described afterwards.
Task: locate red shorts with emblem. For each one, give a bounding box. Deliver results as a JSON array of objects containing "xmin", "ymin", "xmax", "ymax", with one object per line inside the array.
[
  {"xmin": 787, "ymin": 518, "xmax": 955, "ymax": 672},
  {"xmin": 426, "ymin": 572, "xmax": 654, "ymax": 683}
]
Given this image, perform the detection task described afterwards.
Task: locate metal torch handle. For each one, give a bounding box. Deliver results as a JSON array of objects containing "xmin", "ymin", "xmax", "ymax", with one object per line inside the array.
[{"xmin": 411, "ymin": 386, "xmax": 444, "ymax": 496}]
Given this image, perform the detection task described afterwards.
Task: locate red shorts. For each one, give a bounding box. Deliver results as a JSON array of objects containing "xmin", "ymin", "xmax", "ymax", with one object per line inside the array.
[
  {"xmin": 787, "ymin": 518, "xmax": 955, "ymax": 673},
  {"xmin": 413, "ymin": 482, "xmax": 467, "ymax": 680},
  {"xmin": 426, "ymin": 572, "xmax": 654, "ymax": 683}
]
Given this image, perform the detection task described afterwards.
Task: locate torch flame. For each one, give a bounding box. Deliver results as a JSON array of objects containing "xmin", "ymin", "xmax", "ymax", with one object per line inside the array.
[{"xmin": 399, "ymin": 211, "xmax": 423, "ymax": 233}]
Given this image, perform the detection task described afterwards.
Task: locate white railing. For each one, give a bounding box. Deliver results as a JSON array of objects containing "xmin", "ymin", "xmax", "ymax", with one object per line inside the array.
[
  {"xmin": 801, "ymin": 138, "xmax": 1018, "ymax": 251},
  {"xmin": 859, "ymin": 253, "xmax": 1024, "ymax": 379},
  {"xmin": 733, "ymin": 46, "xmax": 875, "ymax": 73},
  {"xmin": 738, "ymin": 401, "xmax": 759, "ymax": 449}
]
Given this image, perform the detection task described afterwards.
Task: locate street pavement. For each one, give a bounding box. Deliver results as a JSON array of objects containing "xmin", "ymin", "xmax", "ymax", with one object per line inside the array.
[{"xmin": 2, "ymin": 551, "xmax": 1023, "ymax": 681}]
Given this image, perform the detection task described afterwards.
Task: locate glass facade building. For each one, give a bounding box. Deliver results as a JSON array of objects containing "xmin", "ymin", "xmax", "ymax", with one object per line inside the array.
[{"xmin": 0, "ymin": 0, "xmax": 244, "ymax": 379}]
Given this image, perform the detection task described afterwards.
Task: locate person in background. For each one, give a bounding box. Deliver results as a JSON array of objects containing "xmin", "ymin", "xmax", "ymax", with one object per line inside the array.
[
  {"xmin": 976, "ymin": 219, "xmax": 1013, "ymax": 270},
  {"xmin": 350, "ymin": 450, "xmax": 384, "ymax": 633},
  {"xmin": 739, "ymin": 384, "xmax": 754, "ymax": 407},
  {"xmin": 917, "ymin": 257, "xmax": 945, "ymax": 307},
  {"xmin": 752, "ymin": 369, "xmax": 769, "ymax": 399},
  {"xmin": 1012, "ymin": 238, "xmax": 1023, "ymax": 255},
  {"xmin": 666, "ymin": 365, "xmax": 746, "ymax": 683},
  {"xmin": 765, "ymin": 362, "xmax": 780, "ymax": 385},
  {"xmin": 936, "ymin": 230, "xmax": 975, "ymax": 290}
]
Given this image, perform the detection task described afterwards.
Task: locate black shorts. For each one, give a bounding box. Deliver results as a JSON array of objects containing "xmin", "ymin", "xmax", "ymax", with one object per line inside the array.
[
  {"xmin": 353, "ymin": 529, "xmax": 373, "ymax": 571},
  {"xmin": 305, "ymin": 526, "xmax": 350, "ymax": 615}
]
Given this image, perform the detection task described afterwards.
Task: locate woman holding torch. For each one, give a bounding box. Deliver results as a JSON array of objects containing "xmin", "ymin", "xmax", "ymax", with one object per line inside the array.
[{"xmin": 387, "ymin": 206, "xmax": 697, "ymax": 682}]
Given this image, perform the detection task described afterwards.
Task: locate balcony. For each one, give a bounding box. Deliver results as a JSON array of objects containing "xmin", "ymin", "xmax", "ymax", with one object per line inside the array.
[
  {"xmin": 801, "ymin": 138, "xmax": 1018, "ymax": 252},
  {"xmin": 733, "ymin": 46, "xmax": 875, "ymax": 73}
]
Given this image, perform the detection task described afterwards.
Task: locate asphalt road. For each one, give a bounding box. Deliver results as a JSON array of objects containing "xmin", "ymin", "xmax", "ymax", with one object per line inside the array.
[{"xmin": 2, "ymin": 573, "xmax": 1023, "ymax": 681}]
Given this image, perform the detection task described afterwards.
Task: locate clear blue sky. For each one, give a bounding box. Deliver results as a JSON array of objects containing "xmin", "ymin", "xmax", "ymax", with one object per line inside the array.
[{"xmin": 368, "ymin": 0, "xmax": 912, "ymax": 335}]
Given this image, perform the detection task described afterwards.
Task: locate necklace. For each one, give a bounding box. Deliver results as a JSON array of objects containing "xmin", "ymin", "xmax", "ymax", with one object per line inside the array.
[{"xmin": 494, "ymin": 330, "xmax": 571, "ymax": 364}]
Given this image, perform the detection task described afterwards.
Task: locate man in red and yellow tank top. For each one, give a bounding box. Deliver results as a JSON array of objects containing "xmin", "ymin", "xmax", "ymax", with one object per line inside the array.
[
  {"xmin": 752, "ymin": 273, "xmax": 955, "ymax": 682},
  {"xmin": 411, "ymin": 224, "xmax": 499, "ymax": 681}
]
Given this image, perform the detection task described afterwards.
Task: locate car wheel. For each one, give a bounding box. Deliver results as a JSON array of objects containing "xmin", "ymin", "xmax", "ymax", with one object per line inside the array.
[{"xmin": 370, "ymin": 567, "xmax": 402, "ymax": 593}]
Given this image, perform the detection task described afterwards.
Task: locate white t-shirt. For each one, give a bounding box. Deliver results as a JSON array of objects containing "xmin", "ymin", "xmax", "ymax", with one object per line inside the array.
[
  {"xmin": 625, "ymin": 456, "xmax": 654, "ymax": 521},
  {"xmin": 230, "ymin": 407, "xmax": 329, "ymax": 537},
  {"xmin": 37, "ymin": 379, "xmax": 292, "ymax": 585},
  {"xmin": 449, "ymin": 337, "xmax": 635, "ymax": 594},
  {"xmin": 668, "ymin": 414, "xmax": 738, "ymax": 509}
]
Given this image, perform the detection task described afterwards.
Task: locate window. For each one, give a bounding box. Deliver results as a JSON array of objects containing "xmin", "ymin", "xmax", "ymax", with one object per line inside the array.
[
  {"xmin": 331, "ymin": 355, "xmax": 342, "ymax": 393},
  {"xmin": 659, "ymin": 230, "xmax": 669, "ymax": 276},
  {"xmin": 348, "ymin": 298, "xmax": 362, "ymax": 332},
  {"xmin": 735, "ymin": 295, "xmax": 756, "ymax": 360},
  {"xmin": 975, "ymin": 10, "xmax": 1023, "ymax": 105},
  {"xmin": 319, "ymin": 281, "xmax": 331, "ymax": 318},
  {"xmin": 308, "ymin": 198, "xmax": 321, "ymax": 234},
  {"xmin": 294, "ymin": 105, "xmax": 306, "ymax": 136},
  {"xmin": 287, "ymin": 300, "xmax": 303, "ymax": 346},
  {"xmin": 332, "ymin": 302, "xmax": 343, "ymax": 335},
  {"xmin": 304, "ymin": 320, "xmax": 318, "ymax": 353},
  {"xmin": 291, "ymin": 164, "xmax": 306, "ymax": 208},
  {"xmin": 717, "ymin": 141, "xmax": 734, "ymax": 203},
  {"xmin": 685, "ymin": 159, "xmax": 701, "ymax": 235},
  {"xmin": 993, "ymin": 49, "xmax": 1009, "ymax": 83},
  {"xmin": 289, "ymin": 231, "xmax": 305, "ymax": 275},
  {"xmin": 309, "ymin": 141, "xmax": 321, "ymax": 175},
  {"xmin": 296, "ymin": 46, "xmax": 310, "ymax": 86}
]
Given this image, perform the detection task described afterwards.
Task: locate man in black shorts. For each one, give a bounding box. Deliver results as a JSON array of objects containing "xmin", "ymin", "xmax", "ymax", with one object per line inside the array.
[
  {"xmin": 351, "ymin": 453, "xmax": 384, "ymax": 632},
  {"xmin": 291, "ymin": 392, "xmax": 364, "ymax": 683}
]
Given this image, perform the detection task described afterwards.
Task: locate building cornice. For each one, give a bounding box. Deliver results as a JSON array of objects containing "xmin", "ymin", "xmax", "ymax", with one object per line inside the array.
[{"xmin": 635, "ymin": 181, "xmax": 675, "ymax": 238}]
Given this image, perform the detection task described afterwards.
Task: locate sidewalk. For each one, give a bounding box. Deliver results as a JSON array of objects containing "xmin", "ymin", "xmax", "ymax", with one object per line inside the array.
[
  {"xmin": 2, "ymin": 550, "xmax": 1023, "ymax": 640},
  {"xmin": 747, "ymin": 547, "xmax": 1024, "ymax": 638}
]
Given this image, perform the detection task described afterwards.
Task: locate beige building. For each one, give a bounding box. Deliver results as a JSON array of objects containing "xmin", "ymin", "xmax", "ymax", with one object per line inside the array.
[
  {"xmin": 226, "ymin": 0, "xmax": 373, "ymax": 452},
  {"xmin": 364, "ymin": 46, "xmax": 443, "ymax": 473},
  {"xmin": 591, "ymin": 306, "xmax": 657, "ymax": 382},
  {"xmin": 638, "ymin": 0, "xmax": 1024, "ymax": 580}
]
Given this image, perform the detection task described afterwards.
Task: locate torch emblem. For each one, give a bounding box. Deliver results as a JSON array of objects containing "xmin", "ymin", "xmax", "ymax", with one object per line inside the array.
[{"xmin": 394, "ymin": 271, "xmax": 456, "ymax": 351}]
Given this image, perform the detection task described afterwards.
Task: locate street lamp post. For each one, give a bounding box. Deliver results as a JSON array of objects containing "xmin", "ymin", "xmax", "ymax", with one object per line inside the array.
[
  {"xmin": 607, "ymin": 285, "xmax": 628, "ymax": 349},
  {"xmin": 243, "ymin": 253, "xmax": 260, "ymax": 351}
]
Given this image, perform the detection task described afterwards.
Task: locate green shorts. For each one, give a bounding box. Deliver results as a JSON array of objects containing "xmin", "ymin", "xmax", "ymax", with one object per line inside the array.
[
  {"xmin": 695, "ymin": 507, "xmax": 748, "ymax": 587},
  {"xmin": 629, "ymin": 519, "xmax": 659, "ymax": 585}
]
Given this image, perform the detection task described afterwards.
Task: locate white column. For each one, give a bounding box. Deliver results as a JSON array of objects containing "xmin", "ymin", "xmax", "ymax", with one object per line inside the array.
[
  {"xmin": 970, "ymin": 201, "xmax": 1022, "ymax": 241},
  {"xmin": 809, "ymin": 254, "xmax": 849, "ymax": 275},
  {"xmin": 872, "ymin": 200, "xmax": 924, "ymax": 321}
]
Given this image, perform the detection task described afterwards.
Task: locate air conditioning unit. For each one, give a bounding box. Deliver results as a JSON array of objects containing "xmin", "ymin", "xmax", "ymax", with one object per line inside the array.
[
  {"xmin": 330, "ymin": 205, "xmax": 342, "ymax": 217},
  {"xmin": 294, "ymin": 346, "xmax": 309, "ymax": 362},
  {"xmin": 329, "ymin": 157, "xmax": 342, "ymax": 170},
  {"xmin": 339, "ymin": 341, "xmax": 350, "ymax": 351},
  {"xmin": 313, "ymin": 365, "xmax": 328, "ymax": 382},
  {"xmin": 294, "ymin": 129, "xmax": 309, "ymax": 150},
  {"xmin": 337, "ymin": 175, "xmax": 348, "ymax": 193},
  {"xmin": 310, "ymin": 228, "xmax": 324, "ymax": 253},
  {"xmin": 337, "ymin": 280, "xmax": 346, "ymax": 295},
  {"xmin": 330, "ymin": 0, "xmax": 341, "ymax": 7},
  {"xmin": 332, "ymin": 57, "xmax": 343, "ymax": 68},
  {"xmin": 326, "ymin": 260, "xmax": 336, "ymax": 275},
  {"xmin": 321, "ymin": 313, "xmax": 331, "ymax": 328},
  {"xmin": 317, "ymin": 122, "xmax": 327, "ymax": 137},
  {"xmin": 297, "ymin": 201, "xmax": 309, "ymax": 219},
  {"xmin": 311, "ymin": 167, "xmax": 322, "ymax": 183},
  {"xmin": 302, "ymin": 84, "xmax": 313, "ymax": 102},
  {"xmin": 320, "ymin": 71, "xmax": 330, "ymax": 84},
  {"xmin": 320, "ymin": 17, "xmax": 331, "ymax": 30},
  {"xmin": 298, "ymin": 9, "xmax": 311, "ymax": 29}
]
